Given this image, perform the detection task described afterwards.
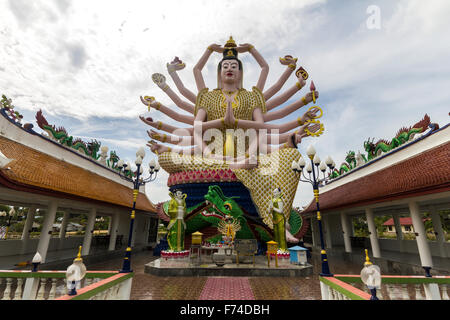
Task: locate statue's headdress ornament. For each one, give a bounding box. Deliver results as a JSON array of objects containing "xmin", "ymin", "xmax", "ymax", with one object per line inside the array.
[
  {"xmin": 224, "ymin": 36, "xmax": 237, "ymax": 48},
  {"xmin": 218, "ymin": 36, "xmax": 243, "ymax": 89},
  {"xmin": 222, "ymin": 36, "xmax": 239, "ymax": 60}
]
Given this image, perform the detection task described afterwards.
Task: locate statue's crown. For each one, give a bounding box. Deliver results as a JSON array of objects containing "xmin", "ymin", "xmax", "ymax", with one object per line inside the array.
[
  {"xmin": 222, "ymin": 36, "xmax": 238, "ymax": 60},
  {"xmin": 224, "ymin": 36, "xmax": 237, "ymax": 48}
]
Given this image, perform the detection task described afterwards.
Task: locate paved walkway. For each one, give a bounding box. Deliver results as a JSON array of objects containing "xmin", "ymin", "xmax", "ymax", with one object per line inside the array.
[
  {"xmin": 82, "ymin": 250, "xmax": 355, "ymax": 300},
  {"xmin": 6, "ymin": 245, "xmax": 448, "ymax": 300},
  {"xmin": 199, "ymin": 278, "xmax": 255, "ymax": 300}
]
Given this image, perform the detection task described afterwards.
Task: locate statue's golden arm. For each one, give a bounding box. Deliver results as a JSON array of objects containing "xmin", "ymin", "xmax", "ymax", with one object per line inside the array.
[
  {"xmin": 139, "ymin": 115, "xmax": 193, "ymax": 136},
  {"xmin": 263, "ymin": 90, "xmax": 318, "ymax": 122},
  {"xmin": 140, "ymin": 97, "xmax": 194, "ymax": 125},
  {"xmin": 157, "ymin": 86, "xmax": 195, "ymax": 114},
  {"xmin": 263, "ymin": 56, "xmax": 298, "ymax": 101},
  {"xmin": 245, "ymin": 45, "xmax": 269, "ymax": 92},
  {"xmin": 167, "ymin": 60, "xmax": 197, "ymax": 104},
  {"xmin": 266, "ymin": 83, "xmax": 303, "ymax": 111},
  {"xmin": 193, "ymin": 44, "xmax": 222, "ymax": 92}
]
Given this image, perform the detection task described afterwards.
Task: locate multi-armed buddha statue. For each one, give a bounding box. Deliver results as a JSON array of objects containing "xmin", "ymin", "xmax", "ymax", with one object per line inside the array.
[{"xmin": 140, "ymin": 37, "xmax": 324, "ymax": 254}]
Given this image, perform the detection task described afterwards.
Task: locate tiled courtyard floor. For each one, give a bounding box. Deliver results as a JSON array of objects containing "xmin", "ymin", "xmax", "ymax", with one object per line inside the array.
[{"xmin": 85, "ymin": 249, "xmax": 364, "ymax": 300}]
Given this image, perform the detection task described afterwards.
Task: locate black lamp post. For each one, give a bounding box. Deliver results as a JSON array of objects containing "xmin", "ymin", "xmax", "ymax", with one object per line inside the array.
[
  {"xmin": 117, "ymin": 147, "xmax": 159, "ymax": 273},
  {"xmin": 292, "ymin": 145, "xmax": 335, "ymax": 277}
]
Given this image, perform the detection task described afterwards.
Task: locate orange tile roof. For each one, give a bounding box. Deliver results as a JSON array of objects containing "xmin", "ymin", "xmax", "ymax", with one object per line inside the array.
[
  {"xmin": 0, "ymin": 136, "xmax": 156, "ymax": 212},
  {"xmin": 302, "ymin": 142, "xmax": 450, "ymax": 215}
]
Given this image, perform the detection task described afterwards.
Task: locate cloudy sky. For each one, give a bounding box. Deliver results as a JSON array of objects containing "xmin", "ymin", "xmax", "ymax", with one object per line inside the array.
[{"xmin": 1, "ymin": 0, "xmax": 449, "ymax": 208}]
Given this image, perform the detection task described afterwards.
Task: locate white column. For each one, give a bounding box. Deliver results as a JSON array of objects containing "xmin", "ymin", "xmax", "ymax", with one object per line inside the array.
[
  {"xmin": 350, "ymin": 216, "xmax": 356, "ymax": 236},
  {"xmin": 340, "ymin": 212, "xmax": 352, "ymax": 253},
  {"xmin": 108, "ymin": 213, "xmax": 120, "ymax": 251},
  {"xmin": 82, "ymin": 208, "xmax": 96, "ymax": 256},
  {"xmin": 59, "ymin": 211, "xmax": 70, "ymax": 239},
  {"xmin": 144, "ymin": 217, "xmax": 150, "ymax": 245},
  {"xmin": 107, "ymin": 215, "xmax": 113, "ymax": 234},
  {"xmin": 392, "ymin": 212, "xmax": 404, "ymax": 252},
  {"xmin": 21, "ymin": 206, "xmax": 37, "ymax": 254},
  {"xmin": 409, "ymin": 201, "xmax": 433, "ymax": 268},
  {"xmin": 37, "ymin": 201, "xmax": 58, "ymax": 263},
  {"xmin": 365, "ymin": 208, "xmax": 381, "ymax": 258},
  {"xmin": 323, "ymin": 215, "xmax": 332, "ymax": 249},
  {"xmin": 58, "ymin": 211, "xmax": 70, "ymax": 250},
  {"xmin": 430, "ymin": 206, "xmax": 447, "ymax": 258}
]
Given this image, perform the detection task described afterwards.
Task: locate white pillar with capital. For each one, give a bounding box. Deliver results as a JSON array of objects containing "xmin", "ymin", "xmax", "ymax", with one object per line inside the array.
[
  {"xmin": 21, "ymin": 206, "xmax": 37, "ymax": 254},
  {"xmin": 82, "ymin": 208, "xmax": 96, "ymax": 256},
  {"xmin": 365, "ymin": 208, "xmax": 381, "ymax": 258},
  {"xmin": 108, "ymin": 212, "xmax": 120, "ymax": 251},
  {"xmin": 409, "ymin": 201, "xmax": 433, "ymax": 268},
  {"xmin": 340, "ymin": 212, "xmax": 352, "ymax": 253},
  {"xmin": 37, "ymin": 201, "xmax": 58, "ymax": 263},
  {"xmin": 430, "ymin": 206, "xmax": 446, "ymax": 258},
  {"xmin": 58, "ymin": 211, "xmax": 70, "ymax": 250},
  {"xmin": 59, "ymin": 211, "xmax": 70, "ymax": 239}
]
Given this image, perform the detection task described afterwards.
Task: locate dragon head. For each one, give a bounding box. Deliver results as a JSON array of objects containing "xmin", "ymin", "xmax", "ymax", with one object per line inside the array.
[
  {"xmin": 201, "ymin": 185, "xmax": 243, "ymax": 224},
  {"xmin": 88, "ymin": 139, "xmax": 101, "ymax": 157},
  {"xmin": 109, "ymin": 150, "xmax": 119, "ymax": 163},
  {"xmin": 345, "ymin": 150, "xmax": 356, "ymax": 164},
  {"xmin": 364, "ymin": 138, "xmax": 375, "ymax": 153}
]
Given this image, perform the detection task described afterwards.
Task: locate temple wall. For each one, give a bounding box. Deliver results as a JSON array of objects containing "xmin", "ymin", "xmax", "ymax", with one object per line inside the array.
[
  {"xmin": 378, "ymin": 238, "xmax": 450, "ymax": 257},
  {"xmin": 0, "ymin": 236, "xmax": 84, "ymax": 257},
  {"xmin": 328, "ymin": 214, "xmax": 345, "ymax": 247}
]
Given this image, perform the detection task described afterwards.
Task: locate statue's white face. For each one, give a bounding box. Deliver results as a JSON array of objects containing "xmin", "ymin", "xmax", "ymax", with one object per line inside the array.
[
  {"xmin": 273, "ymin": 188, "xmax": 281, "ymax": 197},
  {"xmin": 221, "ymin": 60, "xmax": 240, "ymax": 85},
  {"xmin": 175, "ymin": 191, "xmax": 183, "ymax": 199}
]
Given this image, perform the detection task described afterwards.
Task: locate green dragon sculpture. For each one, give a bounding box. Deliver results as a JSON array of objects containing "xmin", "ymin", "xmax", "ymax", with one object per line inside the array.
[
  {"xmin": 158, "ymin": 185, "xmax": 304, "ymax": 245},
  {"xmin": 36, "ymin": 109, "xmax": 101, "ymax": 160},
  {"xmin": 330, "ymin": 114, "xmax": 431, "ymax": 179},
  {"xmin": 107, "ymin": 150, "xmax": 120, "ymax": 170},
  {"xmin": 1, "ymin": 95, "xmax": 24, "ymax": 125},
  {"xmin": 330, "ymin": 151, "xmax": 356, "ymax": 179},
  {"xmin": 364, "ymin": 114, "xmax": 431, "ymax": 161}
]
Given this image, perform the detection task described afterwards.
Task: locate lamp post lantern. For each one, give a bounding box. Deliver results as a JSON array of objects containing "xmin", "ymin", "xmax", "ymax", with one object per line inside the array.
[
  {"xmin": 292, "ymin": 146, "xmax": 334, "ymax": 277},
  {"xmin": 117, "ymin": 148, "xmax": 159, "ymax": 273},
  {"xmin": 360, "ymin": 249, "xmax": 381, "ymax": 300}
]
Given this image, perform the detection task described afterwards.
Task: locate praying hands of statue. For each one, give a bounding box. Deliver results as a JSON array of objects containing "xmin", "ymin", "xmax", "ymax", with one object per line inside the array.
[{"xmin": 223, "ymin": 101, "xmax": 236, "ymax": 127}]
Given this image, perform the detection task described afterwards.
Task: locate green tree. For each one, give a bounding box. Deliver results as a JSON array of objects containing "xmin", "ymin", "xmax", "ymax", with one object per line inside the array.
[
  {"xmin": 374, "ymin": 215, "xmax": 391, "ymax": 237},
  {"xmin": 352, "ymin": 217, "xmax": 369, "ymax": 237}
]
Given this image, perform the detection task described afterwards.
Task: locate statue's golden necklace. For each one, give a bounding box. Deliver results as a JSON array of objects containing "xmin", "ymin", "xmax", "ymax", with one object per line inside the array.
[
  {"xmin": 221, "ymin": 89, "xmax": 239, "ymax": 109},
  {"xmin": 223, "ymin": 90, "xmax": 237, "ymax": 96}
]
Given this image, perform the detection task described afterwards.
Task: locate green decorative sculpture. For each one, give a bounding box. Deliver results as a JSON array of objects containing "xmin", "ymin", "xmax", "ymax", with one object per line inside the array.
[
  {"xmin": 268, "ymin": 188, "xmax": 287, "ymax": 252},
  {"xmin": 167, "ymin": 190, "xmax": 187, "ymax": 252},
  {"xmin": 330, "ymin": 114, "xmax": 431, "ymax": 179},
  {"xmin": 158, "ymin": 185, "xmax": 305, "ymax": 246}
]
